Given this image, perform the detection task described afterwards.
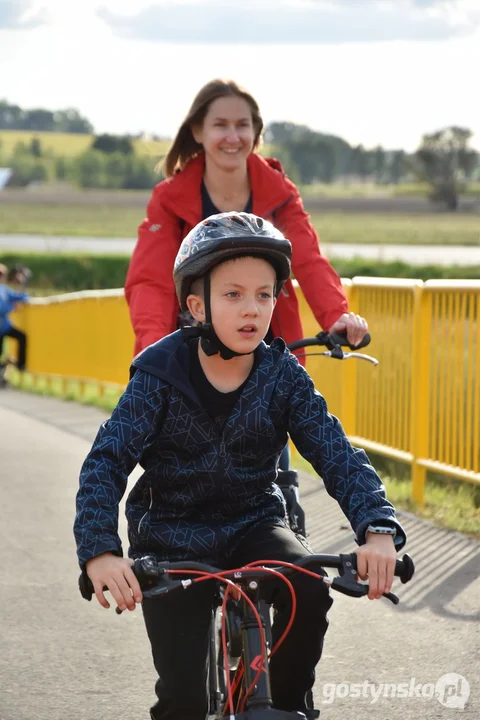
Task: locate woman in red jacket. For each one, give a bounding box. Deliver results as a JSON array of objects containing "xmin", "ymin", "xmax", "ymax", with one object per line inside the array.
[{"xmin": 125, "ymin": 78, "xmax": 367, "ymax": 357}]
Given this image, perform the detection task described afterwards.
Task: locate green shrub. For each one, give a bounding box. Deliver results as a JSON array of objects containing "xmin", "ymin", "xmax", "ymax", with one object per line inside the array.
[
  {"xmin": 1, "ymin": 252, "xmax": 479, "ymax": 292},
  {"xmin": 0, "ymin": 252, "xmax": 130, "ymax": 290}
]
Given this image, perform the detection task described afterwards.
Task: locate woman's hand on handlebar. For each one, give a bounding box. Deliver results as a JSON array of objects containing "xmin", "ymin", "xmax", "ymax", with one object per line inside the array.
[
  {"xmin": 354, "ymin": 535, "xmax": 397, "ymax": 600},
  {"xmin": 86, "ymin": 552, "xmax": 143, "ymax": 611},
  {"xmin": 329, "ymin": 312, "xmax": 368, "ymax": 348}
]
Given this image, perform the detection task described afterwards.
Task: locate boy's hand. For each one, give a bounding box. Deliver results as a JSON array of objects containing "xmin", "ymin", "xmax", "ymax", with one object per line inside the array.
[
  {"xmin": 86, "ymin": 552, "xmax": 143, "ymax": 611},
  {"xmin": 354, "ymin": 534, "xmax": 397, "ymax": 600}
]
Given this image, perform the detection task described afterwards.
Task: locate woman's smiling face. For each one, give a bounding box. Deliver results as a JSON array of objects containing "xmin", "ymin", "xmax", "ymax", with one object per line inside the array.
[{"xmin": 192, "ymin": 96, "xmax": 256, "ymax": 172}]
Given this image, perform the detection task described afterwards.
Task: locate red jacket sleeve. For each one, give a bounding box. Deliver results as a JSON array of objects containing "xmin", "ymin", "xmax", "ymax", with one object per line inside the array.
[
  {"xmin": 273, "ymin": 187, "xmax": 348, "ymax": 330},
  {"xmin": 125, "ymin": 186, "xmax": 182, "ymax": 355}
]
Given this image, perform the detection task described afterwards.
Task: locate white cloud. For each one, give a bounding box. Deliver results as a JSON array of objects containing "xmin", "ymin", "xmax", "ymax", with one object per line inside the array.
[
  {"xmin": 96, "ymin": 0, "xmax": 480, "ymax": 44},
  {"xmin": 0, "ymin": 0, "xmax": 478, "ymax": 152},
  {"xmin": 0, "ymin": 0, "xmax": 48, "ymax": 29}
]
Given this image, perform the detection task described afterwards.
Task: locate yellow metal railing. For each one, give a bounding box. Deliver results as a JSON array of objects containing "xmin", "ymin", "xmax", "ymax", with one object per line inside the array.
[{"xmin": 8, "ymin": 278, "xmax": 480, "ymax": 503}]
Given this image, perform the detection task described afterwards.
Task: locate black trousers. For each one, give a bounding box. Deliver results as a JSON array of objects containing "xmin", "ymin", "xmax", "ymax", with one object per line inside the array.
[
  {"xmin": 0, "ymin": 326, "xmax": 27, "ymax": 371},
  {"xmin": 142, "ymin": 521, "xmax": 333, "ymax": 720}
]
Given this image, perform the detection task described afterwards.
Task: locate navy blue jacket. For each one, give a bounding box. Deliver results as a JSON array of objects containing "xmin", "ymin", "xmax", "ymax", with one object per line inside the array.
[{"xmin": 74, "ymin": 332, "xmax": 405, "ymax": 567}]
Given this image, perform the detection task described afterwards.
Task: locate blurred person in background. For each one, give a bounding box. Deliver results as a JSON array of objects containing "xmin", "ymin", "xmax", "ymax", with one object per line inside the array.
[{"xmin": 0, "ymin": 264, "xmax": 30, "ymax": 381}]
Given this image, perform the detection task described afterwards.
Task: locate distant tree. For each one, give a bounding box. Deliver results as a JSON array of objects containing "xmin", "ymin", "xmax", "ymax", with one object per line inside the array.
[
  {"xmin": 55, "ymin": 156, "xmax": 68, "ymax": 180},
  {"xmin": 388, "ymin": 150, "xmax": 406, "ymax": 184},
  {"xmin": 415, "ymin": 126, "xmax": 477, "ymax": 210},
  {"xmin": 264, "ymin": 121, "xmax": 313, "ymax": 145},
  {"xmin": 264, "ymin": 121, "xmax": 352, "ymax": 183},
  {"xmin": 264, "ymin": 145, "xmax": 300, "ymax": 185},
  {"xmin": 0, "ymin": 100, "xmax": 93, "ymax": 133},
  {"xmin": 373, "ymin": 146, "xmax": 386, "ymax": 184},
  {"xmin": 8, "ymin": 156, "xmax": 48, "ymax": 186},
  {"xmin": 122, "ymin": 156, "xmax": 158, "ymax": 189},
  {"xmin": 104, "ymin": 152, "xmax": 128, "ymax": 188},
  {"xmin": 53, "ymin": 108, "xmax": 93, "ymax": 134},
  {"xmin": 23, "ymin": 108, "xmax": 55, "ymax": 131},
  {"xmin": 280, "ymin": 133, "xmax": 331, "ymax": 184},
  {"xmin": 12, "ymin": 141, "xmax": 29, "ymax": 156},
  {"xmin": 91, "ymin": 134, "xmax": 134, "ymax": 155},
  {"xmin": 73, "ymin": 150, "xmax": 105, "ymax": 188},
  {"xmin": 30, "ymin": 137, "xmax": 42, "ymax": 157},
  {"xmin": 347, "ymin": 145, "xmax": 370, "ymax": 181},
  {"xmin": 0, "ymin": 100, "xmax": 23, "ymax": 129}
]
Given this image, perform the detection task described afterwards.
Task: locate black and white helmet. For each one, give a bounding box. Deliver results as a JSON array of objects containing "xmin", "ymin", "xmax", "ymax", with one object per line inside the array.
[{"xmin": 174, "ymin": 212, "xmax": 292, "ymax": 311}]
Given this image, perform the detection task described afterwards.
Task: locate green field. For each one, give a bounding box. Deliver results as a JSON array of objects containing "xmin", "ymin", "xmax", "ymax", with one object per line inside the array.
[
  {"xmin": 0, "ymin": 129, "xmax": 277, "ymax": 159},
  {"xmin": 0, "ymin": 200, "xmax": 479, "ymax": 246},
  {"xmin": 0, "ymin": 202, "xmax": 144, "ymax": 237},
  {"xmin": 309, "ymin": 211, "xmax": 480, "ymax": 246},
  {"xmin": 0, "ymin": 129, "xmax": 170, "ymax": 158}
]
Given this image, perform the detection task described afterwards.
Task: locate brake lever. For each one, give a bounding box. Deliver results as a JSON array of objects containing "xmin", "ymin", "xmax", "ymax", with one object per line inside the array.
[
  {"xmin": 327, "ymin": 553, "xmax": 400, "ymax": 604},
  {"xmin": 341, "ymin": 351, "xmax": 379, "ymax": 366},
  {"xmin": 328, "ymin": 576, "xmax": 399, "ymax": 604}
]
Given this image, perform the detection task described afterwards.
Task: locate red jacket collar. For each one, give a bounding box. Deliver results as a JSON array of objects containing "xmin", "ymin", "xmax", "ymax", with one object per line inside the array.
[{"xmin": 158, "ymin": 153, "xmax": 293, "ymax": 227}]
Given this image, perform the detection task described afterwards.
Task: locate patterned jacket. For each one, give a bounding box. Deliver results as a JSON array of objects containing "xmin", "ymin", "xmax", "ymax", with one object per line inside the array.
[{"xmin": 74, "ymin": 332, "xmax": 406, "ymax": 567}]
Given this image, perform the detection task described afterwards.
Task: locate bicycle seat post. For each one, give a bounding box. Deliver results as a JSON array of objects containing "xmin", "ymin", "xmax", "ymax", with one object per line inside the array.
[{"xmin": 239, "ymin": 579, "xmax": 273, "ymax": 712}]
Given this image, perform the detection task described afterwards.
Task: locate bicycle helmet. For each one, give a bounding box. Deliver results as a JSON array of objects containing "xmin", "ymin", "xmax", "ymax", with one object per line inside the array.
[{"xmin": 173, "ymin": 212, "xmax": 292, "ymax": 359}]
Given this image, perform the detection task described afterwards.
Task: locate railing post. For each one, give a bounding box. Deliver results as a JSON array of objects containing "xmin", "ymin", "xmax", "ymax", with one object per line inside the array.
[
  {"xmin": 338, "ymin": 281, "xmax": 357, "ymax": 437},
  {"xmin": 410, "ymin": 283, "xmax": 430, "ymax": 506}
]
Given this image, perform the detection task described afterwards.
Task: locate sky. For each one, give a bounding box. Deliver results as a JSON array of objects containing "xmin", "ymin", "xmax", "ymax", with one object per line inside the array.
[{"xmin": 1, "ymin": 0, "xmax": 479, "ymax": 151}]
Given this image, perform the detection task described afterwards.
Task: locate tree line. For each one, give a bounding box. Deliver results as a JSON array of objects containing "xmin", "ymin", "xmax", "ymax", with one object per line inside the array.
[
  {"xmin": 0, "ymin": 100, "xmax": 479, "ymax": 208},
  {"xmin": 0, "ymin": 134, "xmax": 158, "ymax": 190},
  {"xmin": 0, "ymin": 100, "xmax": 93, "ymax": 134}
]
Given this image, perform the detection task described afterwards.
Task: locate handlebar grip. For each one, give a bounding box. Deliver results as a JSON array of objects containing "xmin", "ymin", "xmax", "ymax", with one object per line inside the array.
[
  {"xmin": 348, "ymin": 552, "xmax": 414, "ymax": 583},
  {"xmin": 78, "ymin": 571, "xmax": 94, "ymax": 601},
  {"xmin": 395, "ymin": 553, "xmax": 415, "ymax": 584},
  {"xmin": 327, "ymin": 331, "xmax": 371, "ymax": 351}
]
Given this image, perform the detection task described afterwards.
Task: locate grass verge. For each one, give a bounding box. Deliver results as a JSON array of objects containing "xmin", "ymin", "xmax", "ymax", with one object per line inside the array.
[
  {"xmin": 8, "ymin": 370, "xmax": 123, "ymax": 413},
  {"xmin": 293, "ymin": 451, "xmax": 480, "ymax": 541},
  {"xmin": 1, "ymin": 203, "xmax": 479, "ymax": 245}
]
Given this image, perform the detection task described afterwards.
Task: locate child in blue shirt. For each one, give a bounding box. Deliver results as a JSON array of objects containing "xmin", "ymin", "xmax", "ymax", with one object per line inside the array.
[
  {"xmin": 0, "ymin": 264, "xmax": 29, "ymax": 374},
  {"xmin": 75, "ymin": 212, "xmax": 406, "ymax": 719}
]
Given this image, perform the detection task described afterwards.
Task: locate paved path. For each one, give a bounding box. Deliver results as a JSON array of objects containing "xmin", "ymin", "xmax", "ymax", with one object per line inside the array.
[
  {"xmin": 1, "ymin": 233, "xmax": 480, "ymax": 266},
  {"xmin": 0, "ymin": 389, "xmax": 478, "ymax": 720}
]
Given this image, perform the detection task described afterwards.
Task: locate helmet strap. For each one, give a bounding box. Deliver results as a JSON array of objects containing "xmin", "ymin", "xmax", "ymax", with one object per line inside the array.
[{"xmin": 182, "ymin": 272, "xmax": 253, "ymax": 361}]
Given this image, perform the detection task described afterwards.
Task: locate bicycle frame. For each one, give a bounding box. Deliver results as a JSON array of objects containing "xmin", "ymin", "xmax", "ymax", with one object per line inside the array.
[{"xmin": 209, "ymin": 582, "xmax": 312, "ymax": 720}]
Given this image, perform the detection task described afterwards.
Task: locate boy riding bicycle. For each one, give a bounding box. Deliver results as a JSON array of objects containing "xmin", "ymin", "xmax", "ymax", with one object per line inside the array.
[{"xmin": 74, "ymin": 212, "xmax": 406, "ymax": 720}]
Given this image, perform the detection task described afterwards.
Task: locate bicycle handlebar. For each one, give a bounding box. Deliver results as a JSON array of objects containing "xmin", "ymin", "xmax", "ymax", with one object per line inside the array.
[
  {"xmin": 287, "ymin": 331, "xmax": 378, "ymax": 365},
  {"xmin": 77, "ymin": 552, "xmax": 414, "ymax": 609},
  {"xmin": 287, "ymin": 331, "xmax": 371, "ymax": 354}
]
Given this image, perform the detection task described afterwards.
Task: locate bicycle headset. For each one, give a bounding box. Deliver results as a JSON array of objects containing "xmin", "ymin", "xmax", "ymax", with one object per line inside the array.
[{"xmin": 173, "ymin": 211, "xmax": 292, "ymax": 360}]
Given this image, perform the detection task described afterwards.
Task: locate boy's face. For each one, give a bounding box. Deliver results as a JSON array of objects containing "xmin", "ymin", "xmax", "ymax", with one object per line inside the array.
[{"xmin": 187, "ymin": 256, "xmax": 276, "ymax": 355}]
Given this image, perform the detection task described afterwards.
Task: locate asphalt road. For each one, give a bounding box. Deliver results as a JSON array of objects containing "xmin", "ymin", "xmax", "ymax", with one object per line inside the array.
[
  {"xmin": 0, "ymin": 389, "xmax": 478, "ymax": 720},
  {"xmin": 1, "ymin": 233, "xmax": 480, "ymax": 266}
]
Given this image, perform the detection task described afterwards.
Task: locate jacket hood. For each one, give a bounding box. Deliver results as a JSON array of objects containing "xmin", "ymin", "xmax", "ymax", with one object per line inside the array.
[
  {"xmin": 130, "ymin": 330, "xmax": 288, "ymax": 406},
  {"xmin": 157, "ymin": 154, "xmax": 294, "ymax": 227}
]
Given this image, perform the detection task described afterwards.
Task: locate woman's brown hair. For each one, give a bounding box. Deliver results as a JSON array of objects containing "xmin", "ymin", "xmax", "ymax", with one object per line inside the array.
[{"xmin": 162, "ymin": 79, "xmax": 263, "ymax": 177}]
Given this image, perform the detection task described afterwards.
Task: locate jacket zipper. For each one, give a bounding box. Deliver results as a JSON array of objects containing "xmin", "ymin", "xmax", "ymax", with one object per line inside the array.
[
  {"xmin": 219, "ymin": 437, "xmax": 226, "ymax": 458},
  {"xmin": 138, "ymin": 487, "xmax": 153, "ymax": 534}
]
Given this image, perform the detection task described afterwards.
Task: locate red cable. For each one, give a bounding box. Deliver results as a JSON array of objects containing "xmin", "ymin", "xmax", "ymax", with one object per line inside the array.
[
  {"xmin": 221, "ymin": 584, "xmax": 235, "ymax": 715},
  {"xmin": 163, "ymin": 561, "xmax": 328, "ymax": 714},
  {"xmin": 240, "ymin": 560, "xmax": 327, "ymax": 656},
  {"xmin": 163, "ymin": 568, "xmax": 266, "ymax": 716}
]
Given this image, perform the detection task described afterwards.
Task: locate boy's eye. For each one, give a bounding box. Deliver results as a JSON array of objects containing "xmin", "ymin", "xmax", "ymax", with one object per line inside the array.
[
  {"xmin": 259, "ymin": 292, "xmax": 272, "ymax": 299},
  {"xmin": 226, "ymin": 291, "xmax": 240, "ymax": 298}
]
